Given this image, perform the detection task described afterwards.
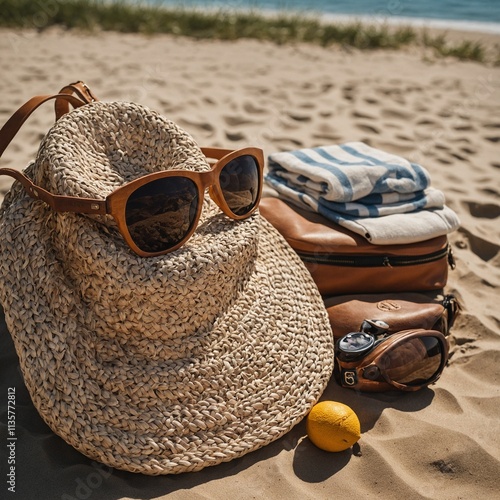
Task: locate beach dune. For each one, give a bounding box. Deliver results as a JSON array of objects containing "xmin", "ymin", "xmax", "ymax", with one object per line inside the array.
[{"xmin": 0, "ymin": 26, "xmax": 499, "ymax": 499}]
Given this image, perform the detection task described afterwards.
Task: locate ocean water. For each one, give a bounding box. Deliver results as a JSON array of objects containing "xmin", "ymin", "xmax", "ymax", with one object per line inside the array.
[{"xmin": 151, "ymin": 0, "xmax": 500, "ymax": 33}]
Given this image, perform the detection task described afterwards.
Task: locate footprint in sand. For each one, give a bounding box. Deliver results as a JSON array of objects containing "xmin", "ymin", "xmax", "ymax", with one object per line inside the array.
[
  {"xmin": 298, "ymin": 81, "xmax": 334, "ymax": 98},
  {"xmin": 436, "ymin": 157, "xmax": 454, "ymax": 165},
  {"xmin": 271, "ymin": 137, "xmax": 304, "ymax": 150},
  {"xmin": 313, "ymin": 133, "xmax": 343, "ymax": 143},
  {"xmin": 484, "ymin": 136, "xmax": 500, "ymax": 143},
  {"xmin": 463, "ymin": 201, "xmax": 500, "ymax": 219},
  {"xmin": 416, "ymin": 118, "xmax": 438, "ymax": 126},
  {"xmin": 381, "ymin": 108, "xmax": 413, "ymax": 121},
  {"xmin": 352, "ymin": 110, "xmax": 377, "ymax": 120},
  {"xmin": 356, "ymin": 123, "xmax": 380, "ymax": 135},
  {"xmin": 480, "ymin": 187, "xmax": 500, "ymax": 197},
  {"xmin": 242, "ymin": 101, "xmax": 268, "ymax": 114},
  {"xmin": 225, "ymin": 131, "xmax": 246, "ymax": 142},
  {"xmin": 342, "ymin": 84, "xmax": 356, "ymax": 102},
  {"xmin": 414, "ymin": 104, "xmax": 430, "ymax": 113},
  {"xmin": 450, "ymin": 136, "xmax": 472, "ymax": 144},
  {"xmin": 376, "ymin": 142, "xmax": 416, "ymax": 155},
  {"xmin": 202, "ymin": 97, "xmax": 216, "ymax": 105},
  {"xmin": 287, "ymin": 111, "xmax": 312, "ymax": 122},
  {"xmin": 223, "ymin": 115, "xmax": 259, "ymax": 127},
  {"xmin": 459, "ymin": 146, "xmax": 477, "ymax": 155},
  {"xmin": 359, "ymin": 137, "xmax": 373, "ymax": 147},
  {"xmin": 448, "ymin": 152, "xmax": 469, "ymax": 162},
  {"xmin": 437, "ymin": 110, "xmax": 453, "ymax": 118},
  {"xmin": 312, "ymin": 123, "xmax": 342, "ymax": 143},
  {"xmin": 395, "ymin": 134, "xmax": 413, "ymax": 142},
  {"xmin": 457, "ymin": 227, "xmax": 499, "ymax": 262},
  {"xmin": 376, "ymin": 90, "xmax": 405, "ymax": 105},
  {"xmin": 320, "ymin": 82, "xmax": 335, "ymax": 93},
  {"xmin": 453, "ymin": 124, "xmax": 475, "ymax": 132},
  {"xmin": 177, "ymin": 117, "xmax": 215, "ymax": 136},
  {"xmin": 482, "ymin": 122, "xmax": 500, "ymax": 130},
  {"xmin": 242, "ymin": 85, "xmax": 270, "ymax": 98},
  {"xmin": 158, "ymin": 100, "xmax": 184, "ymax": 114}
]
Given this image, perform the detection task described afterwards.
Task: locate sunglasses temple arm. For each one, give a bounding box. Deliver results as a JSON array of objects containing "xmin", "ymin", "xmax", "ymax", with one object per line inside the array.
[
  {"xmin": 0, "ymin": 168, "xmax": 107, "ymax": 215},
  {"xmin": 201, "ymin": 147, "xmax": 234, "ymax": 161}
]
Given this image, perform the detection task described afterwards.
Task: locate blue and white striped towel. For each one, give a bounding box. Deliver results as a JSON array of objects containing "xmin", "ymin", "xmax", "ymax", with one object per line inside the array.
[
  {"xmin": 265, "ymin": 142, "xmax": 460, "ymax": 244},
  {"xmin": 267, "ymin": 142, "xmax": 431, "ymax": 202}
]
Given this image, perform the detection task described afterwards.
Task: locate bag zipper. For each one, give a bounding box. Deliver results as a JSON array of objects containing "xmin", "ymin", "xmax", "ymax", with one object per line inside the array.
[{"xmin": 297, "ymin": 245, "xmax": 452, "ymax": 268}]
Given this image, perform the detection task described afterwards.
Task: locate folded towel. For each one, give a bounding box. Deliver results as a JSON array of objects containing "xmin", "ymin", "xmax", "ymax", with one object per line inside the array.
[
  {"xmin": 319, "ymin": 189, "xmax": 445, "ymax": 217},
  {"xmin": 266, "ymin": 173, "xmax": 445, "ymax": 217},
  {"xmin": 321, "ymin": 206, "xmax": 461, "ymax": 245},
  {"xmin": 267, "ymin": 142, "xmax": 431, "ymax": 203},
  {"xmin": 265, "ymin": 142, "xmax": 461, "ymax": 244}
]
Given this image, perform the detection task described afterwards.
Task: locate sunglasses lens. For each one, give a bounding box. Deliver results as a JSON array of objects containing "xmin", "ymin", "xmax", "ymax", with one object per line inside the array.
[
  {"xmin": 125, "ymin": 177, "xmax": 198, "ymax": 254},
  {"xmin": 219, "ymin": 155, "xmax": 260, "ymax": 216},
  {"xmin": 382, "ymin": 336, "xmax": 444, "ymax": 386}
]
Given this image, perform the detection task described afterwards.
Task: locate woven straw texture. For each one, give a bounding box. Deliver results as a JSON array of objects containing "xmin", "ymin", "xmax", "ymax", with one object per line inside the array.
[{"xmin": 0, "ymin": 101, "xmax": 334, "ymax": 475}]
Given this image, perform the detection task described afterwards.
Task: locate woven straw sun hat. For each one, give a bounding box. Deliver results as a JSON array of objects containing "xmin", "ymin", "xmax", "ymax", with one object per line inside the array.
[{"xmin": 0, "ymin": 99, "xmax": 333, "ymax": 475}]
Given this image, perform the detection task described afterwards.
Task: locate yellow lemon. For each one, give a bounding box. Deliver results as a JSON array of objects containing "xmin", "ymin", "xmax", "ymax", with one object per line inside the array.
[{"xmin": 306, "ymin": 401, "xmax": 361, "ymax": 452}]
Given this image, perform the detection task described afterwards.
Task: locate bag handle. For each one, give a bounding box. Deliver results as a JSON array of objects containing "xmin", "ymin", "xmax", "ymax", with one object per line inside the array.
[
  {"xmin": 54, "ymin": 81, "xmax": 98, "ymax": 119},
  {"xmin": 0, "ymin": 81, "xmax": 97, "ymax": 161}
]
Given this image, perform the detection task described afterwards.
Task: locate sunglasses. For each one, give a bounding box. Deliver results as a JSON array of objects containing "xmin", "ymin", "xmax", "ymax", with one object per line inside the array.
[
  {"xmin": 335, "ymin": 319, "xmax": 449, "ymax": 392},
  {"xmin": 0, "ymin": 146, "xmax": 264, "ymax": 257}
]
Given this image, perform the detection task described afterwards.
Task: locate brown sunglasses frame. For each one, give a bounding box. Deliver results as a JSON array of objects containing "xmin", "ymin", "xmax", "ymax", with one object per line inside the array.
[
  {"xmin": 0, "ymin": 146, "xmax": 264, "ymax": 257},
  {"xmin": 0, "ymin": 84, "xmax": 265, "ymax": 257},
  {"xmin": 336, "ymin": 329, "xmax": 449, "ymax": 392}
]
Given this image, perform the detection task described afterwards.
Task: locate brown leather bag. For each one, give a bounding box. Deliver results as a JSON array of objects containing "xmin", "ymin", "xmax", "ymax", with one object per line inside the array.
[
  {"xmin": 323, "ymin": 292, "xmax": 460, "ymax": 340},
  {"xmin": 259, "ymin": 197, "xmax": 455, "ymax": 296}
]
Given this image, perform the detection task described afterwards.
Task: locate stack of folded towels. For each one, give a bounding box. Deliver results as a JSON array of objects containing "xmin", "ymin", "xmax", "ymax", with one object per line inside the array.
[{"xmin": 265, "ymin": 142, "xmax": 460, "ymax": 245}]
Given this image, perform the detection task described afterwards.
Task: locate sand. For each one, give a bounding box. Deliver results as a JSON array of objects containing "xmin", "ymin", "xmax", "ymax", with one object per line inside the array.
[{"xmin": 0, "ymin": 26, "xmax": 499, "ymax": 499}]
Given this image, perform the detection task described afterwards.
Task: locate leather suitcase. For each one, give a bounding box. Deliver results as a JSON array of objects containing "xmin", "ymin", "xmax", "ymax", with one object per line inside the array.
[{"xmin": 259, "ymin": 197, "xmax": 455, "ymax": 296}]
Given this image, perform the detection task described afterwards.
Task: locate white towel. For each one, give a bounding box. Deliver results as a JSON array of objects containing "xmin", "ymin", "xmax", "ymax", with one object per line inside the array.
[{"xmin": 331, "ymin": 207, "xmax": 461, "ymax": 245}]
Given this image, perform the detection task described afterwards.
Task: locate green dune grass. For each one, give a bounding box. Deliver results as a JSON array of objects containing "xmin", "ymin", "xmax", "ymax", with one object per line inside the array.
[{"xmin": 0, "ymin": 0, "xmax": 495, "ymax": 63}]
